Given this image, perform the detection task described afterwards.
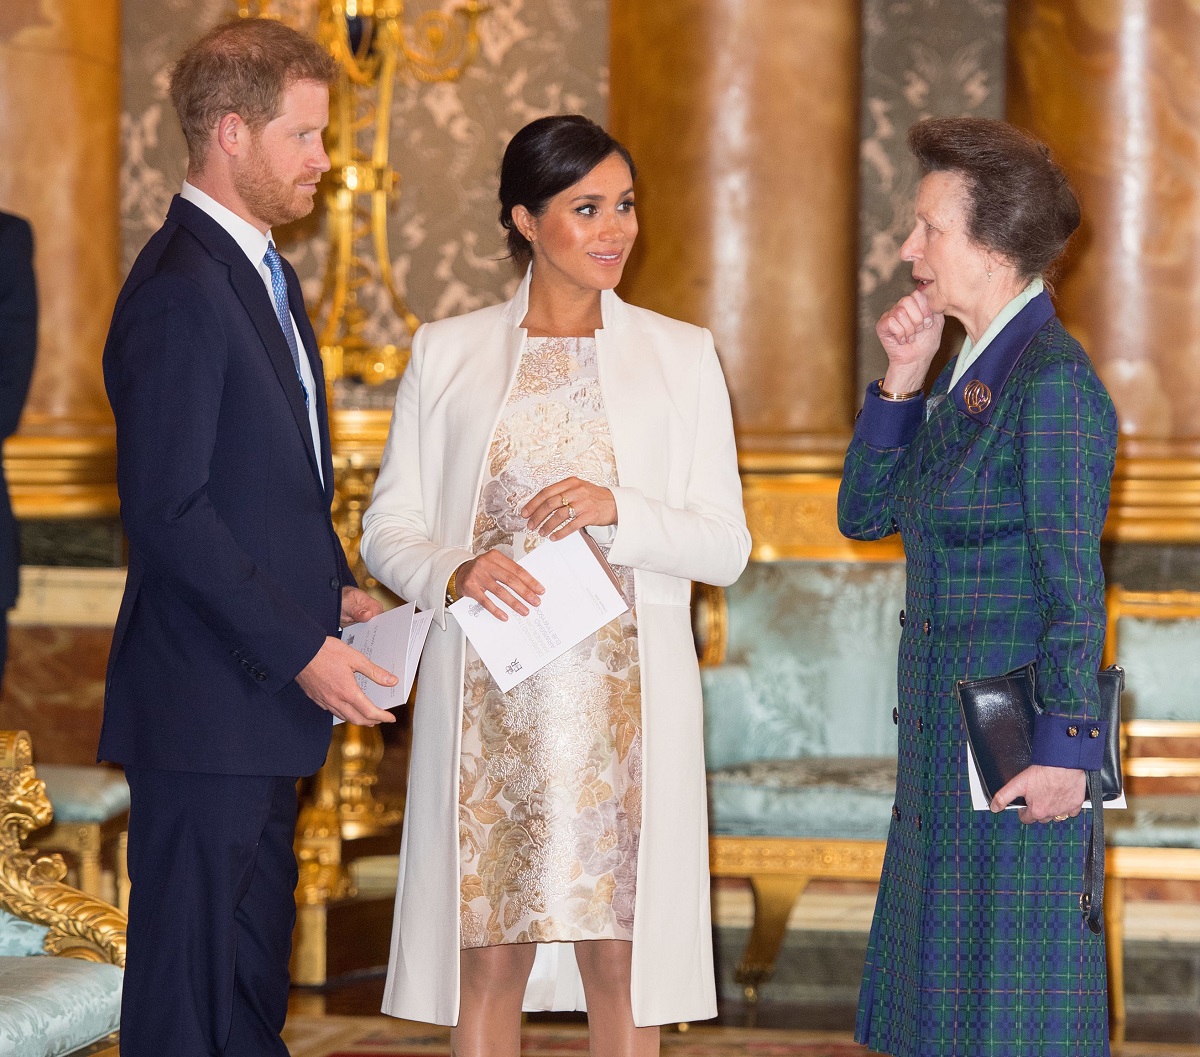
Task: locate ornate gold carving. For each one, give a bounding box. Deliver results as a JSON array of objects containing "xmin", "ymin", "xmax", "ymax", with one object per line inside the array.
[
  {"xmin": 0, "ymin": 731, "xmax": 126, "ymax": 967},
  {"xmin": 329, "ymin": 450, "xmax": 382, "ymax": 588},
  {"xmin": 740, "ymin": 473, "xmax": 904, "ymax": 562}
]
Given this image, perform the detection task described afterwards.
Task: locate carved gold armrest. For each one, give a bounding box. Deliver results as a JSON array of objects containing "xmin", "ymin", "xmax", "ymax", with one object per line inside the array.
[{"xmin": 0, "ymin": 731, "xmax": 126, "ymax": 966}]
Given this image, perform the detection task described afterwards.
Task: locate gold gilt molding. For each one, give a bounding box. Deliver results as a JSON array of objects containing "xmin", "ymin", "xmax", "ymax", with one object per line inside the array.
[
  {"xmin": 740, "ymin": 470, "xmax": 904, "ymax": 563},
  {"xmin": 0, "ymin": 731, "xmax": 126, "ymax": 966},
  {"xmin": 4, "ymin": 432, "xmax": 119, "ymax": 520},
  {"xmin": 709, "ymin": 835, "xmax": 887, "ymax": 880},
  {"xmin": 1105, "ymin": 456, "xmax": 1200, "ymax": 542},
  {"xmin": 740, "ymin": 453, "xmax": 1200, "ymax": 554}
]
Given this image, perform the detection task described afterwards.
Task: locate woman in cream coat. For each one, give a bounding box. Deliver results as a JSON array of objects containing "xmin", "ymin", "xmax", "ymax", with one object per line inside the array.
[{"xmin": 360, "ymin": 116, "xmax": 749, "ymax": 1055}]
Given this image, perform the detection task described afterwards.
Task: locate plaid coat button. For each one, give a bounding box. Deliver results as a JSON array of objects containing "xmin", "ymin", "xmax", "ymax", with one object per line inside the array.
[
  {"xmin": 892, "ymin": 804, "xmax": 901, "ymax": 820},
  {"xmin": 1068, "ymin": 726, "xmax": 1079, "ymax": 737},
  {"xmin": 899, "ymin": 609, "xmax": 906, "ymax": 627},
  {"xmin": 893, "ymin": 707, "xmax": 899, "ymax": 725},
  {"xmin": 922, "ymin": 619, "xmax": 931, "ymax": 635}
]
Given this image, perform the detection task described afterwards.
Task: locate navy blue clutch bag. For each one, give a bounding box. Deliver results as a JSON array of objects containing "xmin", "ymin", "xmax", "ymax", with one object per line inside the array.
[
  {"xmin": 954, "ymin": 661, "xmax": 1125, "ymax": 935},
  {"xmin": 954, "ymin": 661, "xmax": 1124, "ymax": 806}
]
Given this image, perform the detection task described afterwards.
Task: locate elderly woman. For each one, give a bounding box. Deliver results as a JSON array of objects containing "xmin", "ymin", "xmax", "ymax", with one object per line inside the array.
[
  {"xmin": 838, "ymin": 117, "xmax": 1118, "ymax": 1054},
  {"xmin": 360, "ymin": 115, "xmax": 750, "ymax": 1056}
]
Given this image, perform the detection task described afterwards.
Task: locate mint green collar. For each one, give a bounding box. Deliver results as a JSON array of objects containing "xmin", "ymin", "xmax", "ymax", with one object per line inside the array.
[{"xmin": 948, "ymin": 277, "xmax": 1044, "ymax": 391}]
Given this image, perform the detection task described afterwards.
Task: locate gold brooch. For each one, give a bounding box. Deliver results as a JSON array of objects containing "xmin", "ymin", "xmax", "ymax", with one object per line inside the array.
[{"xmin": 963, "ymin": 380, "xmax": 992, "ymax": 414}]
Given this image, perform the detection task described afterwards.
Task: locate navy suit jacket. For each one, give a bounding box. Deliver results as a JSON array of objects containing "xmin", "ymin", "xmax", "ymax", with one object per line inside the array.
[
  {"xmin": 101, "ymin": 196, "xmax": 350, "ymax": 777},
  {"xmin": 0, "ymin": 212, "xmax": 37, "ymax": 611}
]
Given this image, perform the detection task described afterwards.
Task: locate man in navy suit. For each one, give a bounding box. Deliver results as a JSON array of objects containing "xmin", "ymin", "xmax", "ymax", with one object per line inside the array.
[
  {"xmin": 0, "ymin": 211, "xmax": 36, "ymax": 689},
  {"xmin": 101, "ymin": 19, "xmax": 397, "ymax": 1056}
]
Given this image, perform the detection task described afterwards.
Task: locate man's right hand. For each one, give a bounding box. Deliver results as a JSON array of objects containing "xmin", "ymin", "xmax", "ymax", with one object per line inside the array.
[{"xmin": 295, "ymin": 636, "xmax": 398, "ymax": 726}]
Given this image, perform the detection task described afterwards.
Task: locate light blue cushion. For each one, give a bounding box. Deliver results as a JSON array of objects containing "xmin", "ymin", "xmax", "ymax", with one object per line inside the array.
[
  {"xmin": 0, "ymin": 912, "xmax": 48, "ymax": 958},
  {"xmin": 1117, "ymin": 615, "xmax": 1200, "ymax": 722},
  {"xmin": 702, "ymin": 560, "xmax": 905, "ymax": 768},
  {"xmin": 708, "ymin": 756, "xmax": 896, "ymax": 840},
  {"xmin": 36, "ymin": 766, "xmax": 129, "ymax": 825},
  {"xmin": 1107, "ymin": 795, "xmax": 1200, "ymax": 849},
  {"xmin": 0, "ymin": 956, "xmax": 122, "ymax": 1057}
]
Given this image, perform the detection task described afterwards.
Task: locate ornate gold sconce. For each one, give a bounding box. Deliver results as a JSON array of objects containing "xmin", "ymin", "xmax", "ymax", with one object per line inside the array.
[{"xmin": 237, "ymin": 0, "xmax": 486, "ymax": 985}]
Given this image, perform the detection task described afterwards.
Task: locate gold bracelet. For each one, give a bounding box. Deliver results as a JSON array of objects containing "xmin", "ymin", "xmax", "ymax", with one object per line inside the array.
[
  {"xmin": 445, "ymin": 566, "xmax": 464, "ymax": 606},
  {"xmin": 876, "ymin": 379, "xmax": 923, "ymax": 401}
]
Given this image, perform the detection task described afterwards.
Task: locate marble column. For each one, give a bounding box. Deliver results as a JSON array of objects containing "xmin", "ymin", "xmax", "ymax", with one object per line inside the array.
[
  {"xmin": 610, "ymin": 0, "xmax": 862, "ymax": 461},
  {"xmin": 1009, "ymin": 0, "xmax": 1200, "ymax": 460},
  {"xmin": 0, "ymin": 1, "xmax": 120, "ymax": 516}
]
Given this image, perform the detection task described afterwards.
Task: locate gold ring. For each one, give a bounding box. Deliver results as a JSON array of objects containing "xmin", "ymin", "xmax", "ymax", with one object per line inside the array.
[
  {"xmin": 560, "ymin": 495, "xmax": 569, "ymax": 507},
  {"xmin": 1054, "ymin": 814, "xmax": 1069, "ymax": 821}
]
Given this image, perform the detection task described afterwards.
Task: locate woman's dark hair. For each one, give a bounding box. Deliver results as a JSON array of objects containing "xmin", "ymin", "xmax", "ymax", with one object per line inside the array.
[
  {"xmin": 907, "ymin": 116, "xmax": 1080, "ymax": 281},
  {"xmin": 499, "ymin": 115, "xmax": 637, "ymax": 266}
]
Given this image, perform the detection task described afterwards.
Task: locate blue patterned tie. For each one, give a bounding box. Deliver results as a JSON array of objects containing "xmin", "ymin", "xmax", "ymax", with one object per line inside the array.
[{"xmin": 263, "ymin": 241, "xmax": 309, "ymax": 408}]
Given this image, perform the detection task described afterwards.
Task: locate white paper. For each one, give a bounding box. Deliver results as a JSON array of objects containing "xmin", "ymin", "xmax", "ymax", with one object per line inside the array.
[
  {"xmin": 449, "ymin": 532, "xmax": 629, "ymax": 693},
  {"xmin": 336, "ymin": 600, "xmax": 434, "ymax": 722},
  {"xmin": 965, "ymin": 743, "xmax": 1127, "ymax": 811}
]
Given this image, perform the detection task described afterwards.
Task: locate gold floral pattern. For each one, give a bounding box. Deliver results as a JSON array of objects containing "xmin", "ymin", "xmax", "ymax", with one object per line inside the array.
[{"xmin": 459, "ymin": 336, "xmax": 641, "ymax": 950}]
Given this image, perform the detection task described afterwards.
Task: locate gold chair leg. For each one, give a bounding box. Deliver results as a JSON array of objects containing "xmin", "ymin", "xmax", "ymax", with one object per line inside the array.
[
  {"xmin": 733, "ymin": 874, "xmax": 810, "ymax": 1004},
  {"xmin": 116, "ymin": 830, "xmax": 130, "ymax": 914},
  {"xmin": 1105, "ymin": 875, "xmax": 1126, "ymax": 1044}
]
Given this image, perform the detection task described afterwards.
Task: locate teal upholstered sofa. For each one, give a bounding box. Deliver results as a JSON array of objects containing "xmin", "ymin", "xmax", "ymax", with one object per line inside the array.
[
  {"xmin": 701, "ymin": 558, "xmax": 905, "ymax": 1000},
  {"xmin": 0, "ymin": 732, "xmax": 125, "ymax": 1057}
]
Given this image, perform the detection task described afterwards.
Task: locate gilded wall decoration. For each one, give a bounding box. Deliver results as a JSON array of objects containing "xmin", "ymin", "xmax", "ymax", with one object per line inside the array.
[
  {"xmin": 120, "ymin": 0, "xmax": 607, "ymax": 409},
  {"xmin": 856, "ymin": 0, "xmax": 1006, "ymax": 394}
]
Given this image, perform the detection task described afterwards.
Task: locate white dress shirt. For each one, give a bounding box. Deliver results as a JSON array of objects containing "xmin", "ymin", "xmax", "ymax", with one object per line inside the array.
[{"xmin": 180, "ymin": 182, "xmax": 324, "ymax": 485}]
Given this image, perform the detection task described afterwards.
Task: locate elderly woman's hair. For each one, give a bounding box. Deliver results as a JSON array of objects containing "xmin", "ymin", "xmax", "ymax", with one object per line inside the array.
[
  {"xmin": 907, "ymin": 117, "xmax": 1080, "ymax": 281},
  {"xmin": 499, "ymin": 115, "xmax": 636, "ymax": 267}
]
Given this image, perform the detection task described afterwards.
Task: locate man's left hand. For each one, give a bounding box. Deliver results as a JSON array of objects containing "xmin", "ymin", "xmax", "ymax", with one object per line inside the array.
[{"xmin": 341, "ymin": 586, "xmax": 384, "ymax": 627}]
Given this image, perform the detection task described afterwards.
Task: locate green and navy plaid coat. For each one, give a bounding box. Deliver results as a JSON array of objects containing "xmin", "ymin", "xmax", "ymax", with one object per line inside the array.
[{"xmin": 838, "ymin": 293, "xmax": 1118, "ymax": 1057}]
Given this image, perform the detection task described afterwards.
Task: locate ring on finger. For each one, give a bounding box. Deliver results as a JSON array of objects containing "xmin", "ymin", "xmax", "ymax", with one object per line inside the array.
[
  {"xmin": 560, "ymin": 494, "xmax": 569, "ymax": 507},
  {"xmin": 1053, "ymin": 813, "xmax": 1069, "ymax": 821},
  {"xmin": 567, "ymin": 505, "xmax": 576, "ymax": 519}
]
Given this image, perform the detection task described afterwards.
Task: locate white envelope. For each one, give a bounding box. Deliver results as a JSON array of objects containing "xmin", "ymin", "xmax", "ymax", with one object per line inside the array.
[
  {"xmin": 449, "ymin": 532, "xmax": 629, "ymax": 693},
  {"xmin": 336, "ymin": 599, "xmax": 434, "ymax": 722}
]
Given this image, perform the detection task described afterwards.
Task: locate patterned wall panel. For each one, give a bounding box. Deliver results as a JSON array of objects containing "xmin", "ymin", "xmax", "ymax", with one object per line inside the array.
[
  {"xmin": 120, "ymin": 0, "xmax": 608, "ymax": 408},
  {"xmin": 856, "ymin": 0, "xmax": 1006, "ymax": 395},
  {"xmin": 122, "ymin": 2, "xmax": 1013, "ymax": 404}
]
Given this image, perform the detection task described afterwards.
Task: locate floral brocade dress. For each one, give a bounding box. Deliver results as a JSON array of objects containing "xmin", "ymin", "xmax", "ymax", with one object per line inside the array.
[{"xmin": 458, "ymin": 335, "xmax": 643, "ymax": 950}]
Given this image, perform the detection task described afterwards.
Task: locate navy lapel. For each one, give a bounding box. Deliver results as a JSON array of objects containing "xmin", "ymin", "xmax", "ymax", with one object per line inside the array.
[
  {"xmin": 949, "ymin": 290, "xmax": 1056, "ymax": 426},
  {"xmin": 167, "ymin": 197, "xmax": 324, "ymax": 490},
  {"xmin": 283, "ymin": 259, "xmax": 335, "ymax": 501}
]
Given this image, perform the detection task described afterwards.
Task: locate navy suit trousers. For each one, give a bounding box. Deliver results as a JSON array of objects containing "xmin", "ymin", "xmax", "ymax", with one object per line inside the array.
[{"xmin": 120, "ymin": 769, "xmax": 299, "ymax": 1057}]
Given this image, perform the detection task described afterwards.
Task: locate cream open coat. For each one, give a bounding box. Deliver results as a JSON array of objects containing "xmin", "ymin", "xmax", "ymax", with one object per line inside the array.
[{"xmin": 359, "ymin": 270, "xmax": 750, "ymax": 1027}]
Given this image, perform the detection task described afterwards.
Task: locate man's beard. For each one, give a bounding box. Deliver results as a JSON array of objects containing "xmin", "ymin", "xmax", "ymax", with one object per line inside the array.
[{"xmin": 234, "ymin": 137, "xmax": 315, "ymax": 229}]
